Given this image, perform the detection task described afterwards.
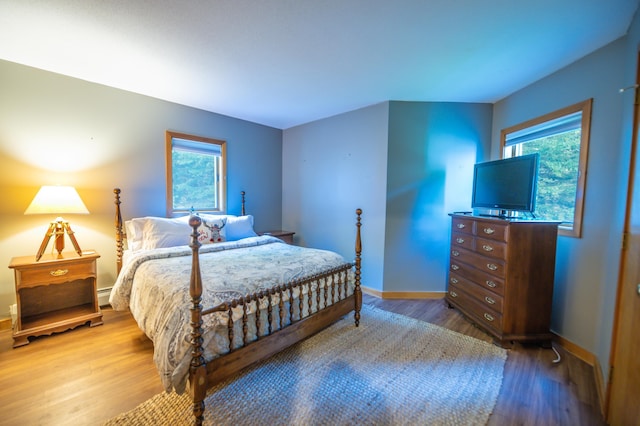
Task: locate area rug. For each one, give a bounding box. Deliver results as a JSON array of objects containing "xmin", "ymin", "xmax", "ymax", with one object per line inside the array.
[{"xmin": 105, "ymin": 305, "xmax": 507, "ymax": 425}]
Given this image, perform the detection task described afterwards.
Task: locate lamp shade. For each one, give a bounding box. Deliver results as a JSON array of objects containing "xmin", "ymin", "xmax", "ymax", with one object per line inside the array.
[{"xmin": 24, "ymin": 186, "xmax": 89, "ymax": 215}]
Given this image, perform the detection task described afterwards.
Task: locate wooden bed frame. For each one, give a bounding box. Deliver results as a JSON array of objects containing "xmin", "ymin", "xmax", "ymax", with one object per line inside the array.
[{"xmin": 113, "ymin": 188, "xmax": 363, "ymax": 425}]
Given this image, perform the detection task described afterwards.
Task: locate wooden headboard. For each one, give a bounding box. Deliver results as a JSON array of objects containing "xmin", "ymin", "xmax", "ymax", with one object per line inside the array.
[{"xmin": 113, "ymin": 188, "xmax": 247, "ymax": 274}]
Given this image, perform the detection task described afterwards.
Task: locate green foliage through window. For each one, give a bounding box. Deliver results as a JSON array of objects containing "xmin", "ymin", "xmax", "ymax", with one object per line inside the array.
[
  {"xmin": 166, "ymin": 131, "xmax": 226, "ymax": 216},
  {"xmin": 515, "ymin": 130, "xmax": 580, "ymax": 224},
  {"xmin": 501, "ymin": 99, "xmax": 592, "ymax": 237}
]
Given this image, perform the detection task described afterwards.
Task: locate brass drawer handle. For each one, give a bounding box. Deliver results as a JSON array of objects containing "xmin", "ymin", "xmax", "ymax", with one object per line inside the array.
[
  {"xmin": 50, "ymin": 269, "xmax": 69, "ymax": 277},
  {"xmin": 485, "ymin": 296, "xmax": 496, "ymax": 305},
  {"xmin": 482, "ymin": 227, "xmax": 495, "ymax": 235},
  {"xmin": 449, "ymin": 291, "xmax": 458, "ymax": 298},
  {"xmin": 450, "ymin": 277, "xmax": 459, "ymax": 284},
  {"xmin": 482, "ymin": 244, "xmax": 493, "ymax": 252},
  {"xmin": 484, "ymin": 313, "xmax": 495, "ymax": 322},
  {"xmin": 486, "ymin": 263, "xmax": 498, "ymax": 271},
  {"xmin": 451, "ymin": 250, "xmax": 460, "ymax": 257},
  {"xmin": 456, "ymin": 223, "xmax": 466, "ymax": 229},
  {"xmin": 456, "ymin": 237, "xmax": 465, "ymax": 244},
  {"xmin": 485, "ymin": 280, "xmax": 497, "ymax": 288},
  {"xmin": 451, "ymin": 264, "xmax": 459, "ymax": 271}
]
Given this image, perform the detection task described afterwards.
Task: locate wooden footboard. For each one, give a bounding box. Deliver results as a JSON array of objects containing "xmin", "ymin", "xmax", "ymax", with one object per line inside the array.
[{"xmin": 187, "ymin": 210, "xmax": 363, "ymax": 425}]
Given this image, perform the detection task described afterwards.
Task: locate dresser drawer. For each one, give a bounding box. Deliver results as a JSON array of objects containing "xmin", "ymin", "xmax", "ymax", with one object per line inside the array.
[
  {"xmin": 450, "ymin": 248, "xmax": 506, "ymax": 279},
  {"xmin": 450, "ymin": 277, "xmax": 504, "ymax": 313},
  {"xmin": 451, "ymin": 232, "xmax": 474, "ymax": 252},
  {"xmin": 474, "ymin": 221, "xmax": 508, "ymax": 242},
  {"xmin": 451, "ymin": 217, "xmax": 474, "ymax": 235},
  {"xmin": 15, "ymin": 261, "xmax": 97, "ymax": 289},
  {"xmin": 449, "ymin": 268, "xmax": 504, "ymax": 296},
  {"xmin": 448, "ymin": 285, "xmax": 503, "ymax": 334},
  {"xmin": 475, "ymin": 237, "xmax": 507, "ymax": 260}
]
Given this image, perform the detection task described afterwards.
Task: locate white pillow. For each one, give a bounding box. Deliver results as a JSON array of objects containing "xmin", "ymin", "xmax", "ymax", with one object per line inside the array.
[
  {"xmin": 226, "ymin": 215, "xmax": 258, "ymax": 241},
  {"xmin": 141, "ymin": 217, "xmax": 191, "ymax": 250}
]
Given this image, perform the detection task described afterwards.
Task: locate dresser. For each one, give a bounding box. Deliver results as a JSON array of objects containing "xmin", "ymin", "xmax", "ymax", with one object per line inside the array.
[
  {"xmin": 445, "ymin": 214, "xmax": 559, "ymax": 346},
  {"xmin": 8, "ymin": 251, "xmax": 103, "ymax": 347}
]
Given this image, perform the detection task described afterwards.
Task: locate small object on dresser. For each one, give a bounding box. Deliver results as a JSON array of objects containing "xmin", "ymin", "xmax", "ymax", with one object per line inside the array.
[{"xmin": 8, "ymin": 250, "xmax": 103, "ymax": 348}]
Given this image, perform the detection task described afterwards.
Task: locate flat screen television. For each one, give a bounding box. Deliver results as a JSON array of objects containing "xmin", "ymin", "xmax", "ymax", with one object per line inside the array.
[{"xmin": 471, "ymin": 153, "xmax": 539, "ymax": 215}]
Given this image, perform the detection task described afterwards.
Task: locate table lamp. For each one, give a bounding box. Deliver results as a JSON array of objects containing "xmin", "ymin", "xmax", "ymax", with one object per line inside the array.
[{"xmin": 24, "ymin": 185, "xmax": 89, "ymax": 261}]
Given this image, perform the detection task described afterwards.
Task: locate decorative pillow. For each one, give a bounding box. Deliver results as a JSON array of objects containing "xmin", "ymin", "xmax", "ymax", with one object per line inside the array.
[
  {"xmin": 140, "ymin": 217, "xmax": 191, "ymax": 250},
  {"xmin": 196, "ymin": 216, "xmax": 227, "ymax": 244},
  {"xmin": 225, "ymin": 215, "xmax": 258, "ymax": 241}
]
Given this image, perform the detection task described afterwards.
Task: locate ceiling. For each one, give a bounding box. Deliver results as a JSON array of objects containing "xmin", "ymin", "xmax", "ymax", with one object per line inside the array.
[{"xmin": 1, "ymin": 1, "xmax": 638, "ymax": 129}]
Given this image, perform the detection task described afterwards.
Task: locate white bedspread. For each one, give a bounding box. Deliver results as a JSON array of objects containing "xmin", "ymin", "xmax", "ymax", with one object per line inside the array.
[{"xmin": 109, "ymin": 236, "xmax": 354, "ymax": 393}]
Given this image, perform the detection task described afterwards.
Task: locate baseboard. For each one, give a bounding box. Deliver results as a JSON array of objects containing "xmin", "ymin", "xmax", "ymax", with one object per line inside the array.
[
  {"xmin": 0, "ymin": 317, "xmax": 11, "ymax": 331},
  {"xmin": 361, "ymin": 286, "xmax": 445, "ymax": 299},
  {"xmin": 97, "ymin": 287, "xmax": 113, "ymax": 307},
  {"xmin": 552, "ymin": 332, "xmax": 606, "ymax": 416},
  {"xmin": 592, "ymin": 357, "xmax": 607, "ymax": 418}
]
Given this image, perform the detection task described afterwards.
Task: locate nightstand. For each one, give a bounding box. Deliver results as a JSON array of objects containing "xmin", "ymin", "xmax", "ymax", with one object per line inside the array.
[
  {"xmin": 8, "ymin": 250, "xmax": 103, "ymax": 348},
  {"xmin": 260, "ymin": 230, "xmax": 295, "ymax": 244}
]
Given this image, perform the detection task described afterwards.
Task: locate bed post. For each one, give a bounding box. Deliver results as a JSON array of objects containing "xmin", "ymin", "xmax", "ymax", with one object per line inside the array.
[
  {"xmin": 188, "ymin": 215, "xmax": 207, "ymax": 425},
  {"xmin": 354, "ymin": 208, "xmax": 362, "ymax": 326},
  {"xmin": 241, "ymin": 191, "xmax": 246, "ymax": 216},
  {"xmin": 114, "ymin": 188, "xmax": 124, "ymax": 275}
]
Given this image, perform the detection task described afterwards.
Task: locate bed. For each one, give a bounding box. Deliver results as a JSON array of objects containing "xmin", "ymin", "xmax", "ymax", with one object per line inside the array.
[{"xmin": 109, "ymin": 188, "xmax": 363, "ymax": 424}]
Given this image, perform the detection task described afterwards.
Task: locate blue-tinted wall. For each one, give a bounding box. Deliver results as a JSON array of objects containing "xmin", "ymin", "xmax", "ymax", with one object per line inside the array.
[
  {"xmin": 385, "ymin": 102, "xmax": 492, "ymax": 292},
  {"xmin": 493, "ymin": 35, "xmax": 629, "ymax": 383}
]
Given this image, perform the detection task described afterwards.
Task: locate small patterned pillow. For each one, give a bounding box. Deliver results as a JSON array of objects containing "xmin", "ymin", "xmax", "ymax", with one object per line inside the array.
[{"xmin": 196, "ymin": 217, "xmax": 227, "ymax": 244}]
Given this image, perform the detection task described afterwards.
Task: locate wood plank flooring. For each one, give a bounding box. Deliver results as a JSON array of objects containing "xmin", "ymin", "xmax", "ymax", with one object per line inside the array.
[{"xmin": 0, "ymin": 294, "xmax": 605, "ymax": 425}]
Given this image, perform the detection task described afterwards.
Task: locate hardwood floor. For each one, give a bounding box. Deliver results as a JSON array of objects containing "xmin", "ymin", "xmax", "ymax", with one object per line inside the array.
[{"xmin": 0, "ymin": 294, "xmax": 605, "ymax": 425}]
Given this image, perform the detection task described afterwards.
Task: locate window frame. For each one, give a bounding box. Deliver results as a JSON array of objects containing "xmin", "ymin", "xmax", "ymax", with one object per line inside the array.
[
  {"xmin": 165, "ymin": 130, "xmax": 227, "ymax": 217},
  {"xmin": 499, "ymin": 99, "xmax": 592, "ymax": 238}
]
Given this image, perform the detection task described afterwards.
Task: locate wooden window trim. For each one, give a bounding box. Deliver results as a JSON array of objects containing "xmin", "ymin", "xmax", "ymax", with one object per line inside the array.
[
  {"xmin": 499, "ymin": 99, "xmax": 592, "ymax": 238},
  {"xmin": 165, "ymin": 130, "xmax": 227, "ymax": 216}
]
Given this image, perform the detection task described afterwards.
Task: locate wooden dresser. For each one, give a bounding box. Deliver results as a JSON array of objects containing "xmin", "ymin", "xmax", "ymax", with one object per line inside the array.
[{"xmin": 445, "ymin": 214, "xmax": 559, "ymax": 346}]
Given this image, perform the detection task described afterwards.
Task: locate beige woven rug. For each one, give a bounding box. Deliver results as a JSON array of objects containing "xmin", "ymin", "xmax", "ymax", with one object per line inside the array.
[{"xmin": 106, "ymin": 305, "xmax": 507, "ymax": 425}]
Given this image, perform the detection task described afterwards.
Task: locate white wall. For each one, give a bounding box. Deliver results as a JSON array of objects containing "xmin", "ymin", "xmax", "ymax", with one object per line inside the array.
[{"xmin": 282, "ymin": 103, "xmax": 389, "ymax": 292}]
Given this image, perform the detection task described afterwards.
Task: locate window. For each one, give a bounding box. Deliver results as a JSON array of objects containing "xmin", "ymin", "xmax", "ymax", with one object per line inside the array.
[
  {"xmin": 165, "ymin": 131, "xmax": 226, "ymax": 216},
  {"xmin": 500, "ymin": 99, "xmax": 592, "ymax": 237}
]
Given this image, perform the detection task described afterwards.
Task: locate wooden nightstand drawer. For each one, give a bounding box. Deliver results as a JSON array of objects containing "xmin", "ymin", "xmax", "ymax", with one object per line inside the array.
[{"xmin": 15, "ymin": 260, "xmax": 96, "ymax": 289}]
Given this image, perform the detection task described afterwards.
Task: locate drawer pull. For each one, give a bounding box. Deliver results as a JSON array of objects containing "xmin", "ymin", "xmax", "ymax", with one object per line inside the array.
[
  {"xmin": 456, "ymin": 237, "xmax": 465, "ymax": 244},
  {"xmin": 485, "ymin": 280, "xmax": 497, "ymax": 288},
  {"xmin": 449, "ymin": 291, "xmax": 458, "ymax": 298},
  {"xmin": 456, "ymin": 223, "xmax": 466, "ymax": 229},
  {"xmin": 451, "ymin": 264, "xmax": 460, "ymax": 271},
  {"xmin": 484, "ymin": 313, "xmax": 495, "ymax": 322},
  {"xmin": 486, "ymin": 263, "xmax": 498, "ymax": 271},
  {"xmin": 450, "ymin": 277, "xmax": 459, "ymax": 284},
  {"xmin": 485, "ymin": 296, "xmax": 496, "ymax": 305},
  {"xmin": 451, "ymin": 250, "xmax": 460, "ymax": 257},
  {"xmin": 482, "ymin": 244, "xmax": 493, "ymax": 252},
  {"xmin": 482, "ymin": 227, "xmax": 495, "ymax": 235},
  {"xmin": 50, "ymin": 269, "xmax": 69, "ymax": 277}
]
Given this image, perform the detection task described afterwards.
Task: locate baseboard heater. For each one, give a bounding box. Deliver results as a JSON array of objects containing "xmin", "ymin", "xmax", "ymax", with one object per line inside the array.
[{"xmin": 97, "ymin": 287, "xmax": 113, "ymax": 307}]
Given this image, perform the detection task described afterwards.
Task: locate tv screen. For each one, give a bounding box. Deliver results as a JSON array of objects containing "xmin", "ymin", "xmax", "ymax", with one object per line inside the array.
[{"xmin": 471, "ymin": 154, "xmax": 539, "ymax": 213}]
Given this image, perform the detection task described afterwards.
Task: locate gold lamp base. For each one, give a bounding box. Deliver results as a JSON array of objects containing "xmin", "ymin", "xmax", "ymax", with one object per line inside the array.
[{"xmin": 35, "ymin": 217, "xmax": 83, "ymax": 261}]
